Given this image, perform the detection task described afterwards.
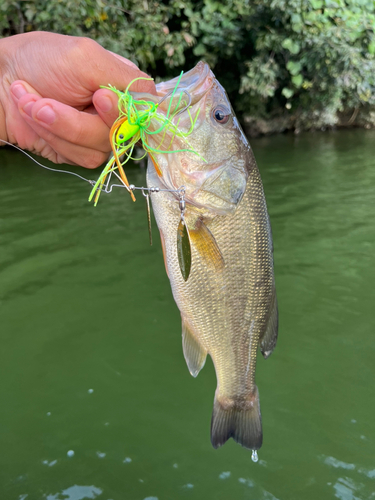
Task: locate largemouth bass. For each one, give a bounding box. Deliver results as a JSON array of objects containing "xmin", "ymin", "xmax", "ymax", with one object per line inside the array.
[{"xmin": 145, "ymin": 62, "xmax": 278, "ymax": 451}]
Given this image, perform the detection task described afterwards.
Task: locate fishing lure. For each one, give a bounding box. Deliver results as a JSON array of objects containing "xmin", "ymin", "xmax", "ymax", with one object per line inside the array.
[
  {"xmin": 88, "ymin": 72, "xmax": 203, "ymax": 206},
  {"xmin": 88, "ymin": 72, "xmax": 204, "ymax": 281}
]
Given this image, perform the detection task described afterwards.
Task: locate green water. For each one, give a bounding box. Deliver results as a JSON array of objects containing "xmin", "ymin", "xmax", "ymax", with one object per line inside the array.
[{"xmin": 0, "ymin": 129, "xmax": 374, "ymax": 500}]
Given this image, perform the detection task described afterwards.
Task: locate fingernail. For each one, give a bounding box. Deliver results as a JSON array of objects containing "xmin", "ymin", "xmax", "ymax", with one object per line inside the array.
[
  {"xmin": 22, "ymin": 101, "xmax": 35, "ymax": 117},
  {"xmin": 12, "ymin": 83, "xmax": 27, "ymax": 100},
  {"xmin": 36, "ymin": 105, "xmax": 56, "ymax": 125},
  {"xmin": 97, "ymin": 95, "xmax": 112, "ymax": 113}
]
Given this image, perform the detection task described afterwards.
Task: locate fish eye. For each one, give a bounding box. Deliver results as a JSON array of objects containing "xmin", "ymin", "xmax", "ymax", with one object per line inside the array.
[{"xmin": 212, "ymin": 106, "xmax": 230, "ymax": 124}]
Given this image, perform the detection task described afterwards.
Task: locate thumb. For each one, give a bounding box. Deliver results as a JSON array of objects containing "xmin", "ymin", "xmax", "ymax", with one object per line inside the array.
[{"xmin": 93, "ymin": 88, "xmax": 121, "ymax": 129}]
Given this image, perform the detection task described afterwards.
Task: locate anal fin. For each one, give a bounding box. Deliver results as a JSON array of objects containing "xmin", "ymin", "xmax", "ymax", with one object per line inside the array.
[
  {"xmin": 260, "ymin": 287, "xmax": 278, "ymax": 358},
  {"xmin": 182, "ymin": 316, "xmax": 207, "ymax": 377},
  {"xmin": 189, "ymin": 219, "xmax": 225, "ymax": 272}
]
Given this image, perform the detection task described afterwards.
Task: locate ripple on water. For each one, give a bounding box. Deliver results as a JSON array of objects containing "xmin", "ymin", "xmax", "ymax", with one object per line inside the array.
[
  {"xmin": 333, "ymin": 477, "xmax": 362, "ymax": 500},
  {"xmin": 359, "ymin": 469, "xmax": 375, "ymax": 479},
  {"xmin": 238, "ymin": 478, "xmax": 254, "ymax": 487},
  {"xmin": 42, "ymin": 459, "xmax": 57, "ymax": 467},
  {"xmin": 323, "ymin": 455, "xmax": 375, "ymax": 499},
  {"xmin": 46, "ymin": 485, "xmax": 102, "ymax": 500},
  {"xmin": 324, "ymin": 456, "xmax": 356, "ymax": 470},
  {"xmin": 219, "ymin": 471, "xmax": 231, "ymax": 479}
]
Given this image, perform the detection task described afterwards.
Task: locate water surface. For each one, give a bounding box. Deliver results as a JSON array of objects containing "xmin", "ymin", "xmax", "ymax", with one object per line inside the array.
[{"xmin": 0, "ymin": 129, "xmax": 374, "ymax": 500}]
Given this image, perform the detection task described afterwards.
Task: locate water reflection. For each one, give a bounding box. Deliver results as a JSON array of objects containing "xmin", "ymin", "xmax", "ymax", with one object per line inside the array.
[
  {"xmin": 324, "ymin": 456, "xmax": 356, "ymax": 470},
  {"xmin": 218, "ymin": 471, "xmax": 231, "ymax": 479},
  {"xmin": 46, "ymin": 485, "xmax": 102, "ymax": 500},
  {"xmin": 42, "ymin": 459, "xmax": 57, "ymax": 467},
  {"xmin": 333, "ymin": 477, "xmax": 363, "ymax": 500},
  {"xmin": 322, "ymin": 454, "xmax": 375, "ymax": 500},
  {"xmin": 238, "ymin": 477, "xmax": 281, "ymax": 499}
]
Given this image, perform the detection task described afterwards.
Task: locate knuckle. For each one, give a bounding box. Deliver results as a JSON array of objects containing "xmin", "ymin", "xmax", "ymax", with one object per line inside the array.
[
  {"xmin": 81, "ymin": 151, "xmax": 106, "ymax": 169},
  {"xmin": 70, "ymin": 36, "xmax": 98, "ymax": 58},
  {"xmin": 72, "ymin": 120, "xmax": 86, "ymax": 146},
  {"xmin": 56, "ymin": 156, "xmax": 76, "ymax": 166}
]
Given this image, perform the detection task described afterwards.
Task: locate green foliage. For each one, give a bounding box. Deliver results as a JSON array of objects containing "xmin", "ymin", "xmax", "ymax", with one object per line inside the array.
[
  {"xmin": 1, "ymin": 0, "xmax": 375, "ymax": 131},
  {"xmin": 0, "ymin": 0, "xmax": 194, "ymax": 70}
]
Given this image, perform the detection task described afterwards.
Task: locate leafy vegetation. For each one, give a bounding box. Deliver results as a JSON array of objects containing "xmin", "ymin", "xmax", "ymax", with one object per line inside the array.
[{"xmin": 1, "ymin": 0, "xmax": 375, "ymax": 134}]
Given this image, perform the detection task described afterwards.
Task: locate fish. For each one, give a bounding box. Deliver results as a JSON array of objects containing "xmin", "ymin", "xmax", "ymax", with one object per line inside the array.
[{"xmin": 144, "ymin": 62, "xmax": 278, "ymax": 451}]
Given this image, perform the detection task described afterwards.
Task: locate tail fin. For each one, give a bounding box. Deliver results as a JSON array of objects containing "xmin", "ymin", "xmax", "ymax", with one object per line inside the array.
[{"xmin": 211, "ymin": 386, "xmax": 262, "ymax": 450}]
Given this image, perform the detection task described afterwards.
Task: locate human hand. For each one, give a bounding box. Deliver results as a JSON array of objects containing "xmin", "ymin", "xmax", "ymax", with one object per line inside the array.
[{"xmin": 0, "ymin": 31, "xmax": 156, "ymax": 167}]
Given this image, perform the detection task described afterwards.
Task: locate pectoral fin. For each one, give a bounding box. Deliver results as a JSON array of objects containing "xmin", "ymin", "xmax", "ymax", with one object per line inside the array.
[
  {"xmin": 189, "ymin": 219, "xmax": 225, "ymax": 272},
  {"xmin": 260, "ymin": 287, "xmax": 278, "ymax": 359},
  {"xmin": 182, "ymin": 316, "xmax": 207, "ymax": 377}
]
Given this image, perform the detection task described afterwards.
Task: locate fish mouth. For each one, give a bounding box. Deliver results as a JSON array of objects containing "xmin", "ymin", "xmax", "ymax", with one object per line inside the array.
[
  {"xmin": 156, "ymin": 62, "xmax": 215, "ymax": 111},
  {"xmin": 128, "ymin": 62, "xmax": 214, "ymax": 130}
]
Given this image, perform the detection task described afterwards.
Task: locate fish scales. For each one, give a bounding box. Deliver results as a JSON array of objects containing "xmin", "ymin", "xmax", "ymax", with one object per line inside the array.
[{"xmin": 145, "ymin": 62, "xmax": 278, "ymax": 451}]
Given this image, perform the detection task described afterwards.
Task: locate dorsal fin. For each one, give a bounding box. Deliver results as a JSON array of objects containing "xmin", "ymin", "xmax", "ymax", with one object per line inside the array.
[
  {"xmin": 189, "ymin": 219, "xmax": 225, "ymax": 272},
  {"xmin": 182, "ymin": 316, "xmax": 207, "ymax": 377}
]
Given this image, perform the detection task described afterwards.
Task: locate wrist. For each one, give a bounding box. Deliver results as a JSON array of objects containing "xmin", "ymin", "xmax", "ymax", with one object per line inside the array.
[{"xmin": 0, "ymin": 37, "xmax": 10, "ymax": 144}]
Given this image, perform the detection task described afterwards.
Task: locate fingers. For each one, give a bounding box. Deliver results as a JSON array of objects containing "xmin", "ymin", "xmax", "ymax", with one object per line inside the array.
[
  {"xmin": 11, "ymin": 79, "xmax": 113, "ymax": 152},
  {"xmin": 92, "ymin": 88, "xmax": 120, "ymax": 128},
  {"xmin": 11, "ymin": 79, "xmax": 42, "ymax": 99},
  {"xmin": 11, "ymin": 90, "xmax": 111, "ymax": 168},
  {"xmin": 6, "ymin": 81, "xmax": 43, "ymax": 149},
  {"xmin": 17, "ymin": 94, "xmax": 111, "ymax": 152}
]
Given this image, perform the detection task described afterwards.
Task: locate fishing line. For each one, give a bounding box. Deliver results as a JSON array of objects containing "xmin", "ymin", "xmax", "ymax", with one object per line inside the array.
[
  {"xmin": 0, "ymin": 138, "xmax": 185, "ymax": 198},
  {"xmin": 0, "ymin": 138, "xmax": 95, "ymax": 185}
]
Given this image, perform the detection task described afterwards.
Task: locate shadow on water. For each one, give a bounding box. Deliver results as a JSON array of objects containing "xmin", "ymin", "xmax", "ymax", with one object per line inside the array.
[{"xmin": 0, "ymin": 129, "xmax": 374, "ymax": 500}]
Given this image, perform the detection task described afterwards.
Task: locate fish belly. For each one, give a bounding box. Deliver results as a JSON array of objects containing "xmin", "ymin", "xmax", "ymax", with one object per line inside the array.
[{"xmin": 147, "ymin": 162, "xmax": 276, "ymax": 450}]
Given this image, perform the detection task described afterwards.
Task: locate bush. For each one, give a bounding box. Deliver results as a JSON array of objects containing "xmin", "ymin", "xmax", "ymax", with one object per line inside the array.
[{"xmin": 1, "ymin": 0, "xmax": 375, "ymax": 133}]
